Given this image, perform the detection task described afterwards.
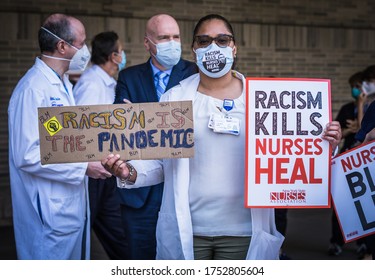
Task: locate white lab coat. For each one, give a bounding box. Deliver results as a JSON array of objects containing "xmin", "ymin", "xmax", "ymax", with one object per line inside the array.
[
  {"xmin": 8, "ymin": 58, "xmax": 90, "ymax": 259},
  {"xmin": 73, "ymin": 64, "xmax": 116, "ymax": 105},
  {"xmin": 126, "ymin": 72, "xmax": 284, "ymax": 260}
]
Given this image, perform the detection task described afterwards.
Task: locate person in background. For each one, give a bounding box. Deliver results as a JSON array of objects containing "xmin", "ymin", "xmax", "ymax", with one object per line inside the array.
[
  {"xmin": 114, "ymin": 14, "xmax": 197, "ymax": 260},
  {"xmin": 8, "ymin": 13, "xmax": 111, "ymax": 259},
  {"xmin": 355, "ymin": 97, "xmax": 375, "ymax": 260},
  {"xmin": 328, "ymin": 71, "xmax": 368, "ymax": 258},
  {"xmin": 275, "ymin": 208, "xmax": 290, "ymax": 259},
  {"xmin": 73, "ymin": 31, "xmax": 128, "ymax": 259},
  {"xmin": 103, "ymin": 14, "xmax": 342, "ymax": 260},
  {"xmin": 361, "ymin": 65, "xmax": 375, "ymax": 111}
]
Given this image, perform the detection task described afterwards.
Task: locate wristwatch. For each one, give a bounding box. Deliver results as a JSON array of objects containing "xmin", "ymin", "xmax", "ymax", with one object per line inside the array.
[{"xmin": 120, "ymin": 162, "xmax": 135, "ymax": 187}]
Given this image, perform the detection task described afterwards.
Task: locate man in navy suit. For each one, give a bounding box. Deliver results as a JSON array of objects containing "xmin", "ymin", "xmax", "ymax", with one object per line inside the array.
[{"xmin": 114, "ymin": 14, "xmax": 197, "ymax": 259}]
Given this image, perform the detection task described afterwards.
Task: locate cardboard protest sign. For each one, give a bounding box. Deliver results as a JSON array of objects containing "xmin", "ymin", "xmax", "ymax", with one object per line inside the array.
[
  {"xmin": 38, "ymin": 101, "xmax": 194, "ymax": 164},
  {"xmin": 246, "ymin": 78, "xmax": 331, "ymax": 207},
  {"xmin": 331, "ymin": 141, "xmax": 375, "ymax": 242}
]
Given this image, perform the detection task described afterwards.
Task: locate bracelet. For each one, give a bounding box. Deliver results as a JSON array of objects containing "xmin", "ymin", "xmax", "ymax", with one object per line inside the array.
[{"xmin": 120, "ymin": 162, "xmax": 135, "ymax": 187}]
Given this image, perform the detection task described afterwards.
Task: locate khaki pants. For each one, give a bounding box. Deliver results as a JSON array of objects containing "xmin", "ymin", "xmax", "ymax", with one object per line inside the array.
[{"xmin": 193, "ymin": 235, "xmax": 251, "ymax": 260}]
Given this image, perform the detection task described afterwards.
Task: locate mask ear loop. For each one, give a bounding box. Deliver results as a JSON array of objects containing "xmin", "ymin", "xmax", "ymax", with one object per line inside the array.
[
  {"xmin": 41, "ymin": 54, "xmax": 72, "ymax": 62},
  {"xmin": 144, "ymin": 36, "xmax": 159, "ymax": 60},
  {"xmin": 146, "ymin": 37, "xmax": 157, "ymax": 46},
  {"xmin": 40, "ymin": 27, "xmax": 73, "ymax": 61},
  {"xmin": 112, "ymin": 52, "xmax": 120, "ymax": 63},
  {"xmin": 40, "ymin": 27, "xmax": 78, "ymax": 51}
]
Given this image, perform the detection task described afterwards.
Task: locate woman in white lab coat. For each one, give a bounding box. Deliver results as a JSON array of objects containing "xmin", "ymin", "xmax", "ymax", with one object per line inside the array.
[{"xmin": 102, "ymin": 14, "xmax": 342, "ymax": 260}]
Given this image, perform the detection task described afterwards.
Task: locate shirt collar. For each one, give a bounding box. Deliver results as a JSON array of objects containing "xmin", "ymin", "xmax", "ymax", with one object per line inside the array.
[
  {"xmin": 91, "ymin": 64, "xmax": 117, "ymax": 87},
  {"xmin": 149, "ymin": 59, "xmax": 172, "ymax": 76},
  {"xmin": 35, "ymin": 57, "xmax": 62, "ymax": 85},
  {"xmin": 35, "ymin": 57, "xmax": 74, "ymax": 97}
]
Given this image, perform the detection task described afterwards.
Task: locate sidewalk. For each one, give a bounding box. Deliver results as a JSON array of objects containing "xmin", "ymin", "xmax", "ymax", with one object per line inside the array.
[{"xmin": 281, "ymin": 208, "xmax": 361, "ymax": 260}]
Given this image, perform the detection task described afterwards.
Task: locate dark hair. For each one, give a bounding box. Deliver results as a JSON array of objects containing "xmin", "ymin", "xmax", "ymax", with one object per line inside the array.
[
  {"xmin": 362, "ymin": 65, "xmax": 375, "ymax": 82},
  {"xmin": 348, "ymin": 71, "xmax": 363, "ymax": 87},
  {"xmin": 91, "ymin": 31, "xmax": 119, "ymax": 65},
  {"xmin": 38, "ymin": 15, "xmax": 75, "ymax": 53},
  {"xmin": 192, "ymin": 14, "xmax": 235, "ymax": 48}
]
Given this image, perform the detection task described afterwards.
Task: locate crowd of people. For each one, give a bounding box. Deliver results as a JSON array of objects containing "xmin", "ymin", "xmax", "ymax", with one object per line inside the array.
[{"xmin": 7, "ymin": 11, "xmax": 374, "ymax": 260}]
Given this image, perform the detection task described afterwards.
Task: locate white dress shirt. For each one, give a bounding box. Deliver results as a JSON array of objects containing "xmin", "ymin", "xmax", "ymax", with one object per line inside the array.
[{"xmin": 74, "ymin": 64, "xmax": 116, "ymax": 105}]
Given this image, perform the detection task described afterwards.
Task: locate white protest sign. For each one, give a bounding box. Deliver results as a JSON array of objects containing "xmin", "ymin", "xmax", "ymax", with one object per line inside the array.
[
  {"xmin": 331, "ymin": 141, "xmax": 375, "ymax": 242},
  {"xmin": 246, "ymin": 78, "xmax": 331, "ymax": 207}
]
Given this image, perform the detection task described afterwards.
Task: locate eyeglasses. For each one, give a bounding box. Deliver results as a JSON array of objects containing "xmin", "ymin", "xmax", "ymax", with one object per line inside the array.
[{"xmin": 194, "ymin": 34, "xmax": 234, "ymax": 48}]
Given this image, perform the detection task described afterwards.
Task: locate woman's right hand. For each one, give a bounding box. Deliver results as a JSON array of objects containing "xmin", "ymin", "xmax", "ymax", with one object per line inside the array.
[{"xmin": 101, "ymin": 154, "xmax": 130, "ymax": 180}]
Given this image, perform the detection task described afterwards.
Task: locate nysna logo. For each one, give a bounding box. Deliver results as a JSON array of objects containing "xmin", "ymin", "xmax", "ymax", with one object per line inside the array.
[{"xmin": 270, "ymin": 190, "xmax": 306, "ymax": 203}]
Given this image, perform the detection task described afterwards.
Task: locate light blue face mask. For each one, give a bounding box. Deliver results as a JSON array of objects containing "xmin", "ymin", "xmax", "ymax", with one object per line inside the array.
[
  {"xmin": 148, "ymin": 38, "xmax": 181, "ymax": 69},
  {"xmin": 115, "ymin": 50, "xmax": 126, "ymax": 72},
  {"xmin": 194, "ymin": 43, "xmax": 234, "ymax": 78},
  {"xmin": 351, "ymin": 87, "xmax": 361, "ymax": 99}
]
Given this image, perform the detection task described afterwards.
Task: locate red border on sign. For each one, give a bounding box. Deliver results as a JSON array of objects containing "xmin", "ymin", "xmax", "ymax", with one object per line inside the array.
[{"xmin": 245, "ymin": 77, "xmax": 332, "ymax": 209}]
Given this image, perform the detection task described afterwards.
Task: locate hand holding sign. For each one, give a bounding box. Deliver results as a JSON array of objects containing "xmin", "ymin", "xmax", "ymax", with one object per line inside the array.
[
  {"xmin": 86, "ymin": 161, "xmax": 112, "ymax": 179},
  {"xmin": 364, "ymin": 128, "xmax": 375, "ymax": 143},
  {"xmin": 101, "ymin": 154, "xmax": 129, "ymax": 180},
  {"xmin": 322, "ymin": 121, "xmax": 342, "ymax": 151}
]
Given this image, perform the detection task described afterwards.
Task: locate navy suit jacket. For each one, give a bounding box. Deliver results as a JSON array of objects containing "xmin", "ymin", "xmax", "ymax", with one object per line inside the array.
[
  {"xmin": 356, "ymin": 100, "xmax": 375, "ymax": 142},
  {"xmin": 115, "ymin": 58, "xmax": 198, "ymax": 208}
]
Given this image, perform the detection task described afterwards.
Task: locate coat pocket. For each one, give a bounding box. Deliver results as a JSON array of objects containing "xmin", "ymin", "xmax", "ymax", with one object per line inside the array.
[
  {"xmin": 156, "ymin": 212, "xmax": 185, "ymax": 260},
  {"xmin": 246, "ymin": 230, "xmax": 284, "ymax": 260},
  {"xmin": 49, "ymin": 194, "xmax": 85, "ymax": 235}
]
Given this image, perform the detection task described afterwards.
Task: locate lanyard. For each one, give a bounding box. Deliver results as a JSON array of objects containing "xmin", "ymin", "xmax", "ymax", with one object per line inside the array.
[{"xmin": 50, "ymin": 67, "xmax": 70, "ymax": 96}]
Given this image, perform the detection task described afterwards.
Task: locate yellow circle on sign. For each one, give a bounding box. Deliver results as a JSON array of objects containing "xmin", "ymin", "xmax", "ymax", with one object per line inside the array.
[{"xmin": 43, "ymin": 116, "xmax": 63, "ymax": 136}]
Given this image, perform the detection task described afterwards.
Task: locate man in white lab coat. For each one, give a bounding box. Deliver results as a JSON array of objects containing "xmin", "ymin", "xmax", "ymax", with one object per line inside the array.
[{"xmin": 8, "ymin": 13, "xmax": 111, "ymax": 259}]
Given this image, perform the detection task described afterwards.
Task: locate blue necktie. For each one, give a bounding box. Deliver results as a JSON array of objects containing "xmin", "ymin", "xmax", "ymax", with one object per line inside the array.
[{"xmin": 155, "ymin": 71, "xmax": 168, "ymax": 100}]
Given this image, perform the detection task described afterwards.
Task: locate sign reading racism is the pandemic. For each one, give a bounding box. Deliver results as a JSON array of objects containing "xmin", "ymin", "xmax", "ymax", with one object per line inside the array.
[
  {"xmin": 38, "ymin": 101, "xmax": 194, "ymax": 164},
  {"xmin": 246, "ymin": 78, "xmax": 331, "ymax": 207},
  {"xmin": 331, "ymin": 141, "xmax": 375, "ymax": 242}
]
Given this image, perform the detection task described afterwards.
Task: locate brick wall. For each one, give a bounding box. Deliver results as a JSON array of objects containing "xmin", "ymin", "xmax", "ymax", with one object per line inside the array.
[{"xmin": 1, "ymin": 0, "xmax": 375, "ymax": 224}]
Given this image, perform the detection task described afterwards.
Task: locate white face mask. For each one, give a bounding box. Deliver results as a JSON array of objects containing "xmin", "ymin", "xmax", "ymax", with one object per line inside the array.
[
  {"xmin": 148, "ymin": 38, "xmax": 181, "ymax": 69},
  {"xmin": 362, "ymin": 81, "xmax": 375, "ymax": 96},
  {"xmin": 40, "ymin": 27, "xmax": 91, "ymax": 73},
  {"xmin": 194, "ymin": 43, "xmax": 234, "ymax": 78}
]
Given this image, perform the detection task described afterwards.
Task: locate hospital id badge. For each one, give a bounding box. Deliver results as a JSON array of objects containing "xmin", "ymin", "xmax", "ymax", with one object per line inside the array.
[
  {"xmin": 208, "ymin": 113, "xmax": 215, "ymax": 129},
  {"xmin": 212, "ymin": 114, "xmax": 240, "ymax": 136}
]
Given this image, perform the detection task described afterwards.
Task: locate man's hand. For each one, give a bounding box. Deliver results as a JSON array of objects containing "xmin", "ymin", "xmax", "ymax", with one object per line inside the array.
[
  {"xmin": 322, "ymin": 121, "xmax": 342, "ymax": 151},
  {"xmin": 101, "ymin": 154, "xmax": 130, "ymax": 180},
  {"xmin": 345, "ymin": 119, "xmax": 359, "ymax": 134},
  {"xmin": 357, "ymin": 92, "xmax": 367, "ymax": 106},
  {"xmin": 86, "ymin": 161, "xmax": 112, "ymax": 179},
  {"xmin": 364, "ymin": 128, "xmax": 375, "ymax": 144}
]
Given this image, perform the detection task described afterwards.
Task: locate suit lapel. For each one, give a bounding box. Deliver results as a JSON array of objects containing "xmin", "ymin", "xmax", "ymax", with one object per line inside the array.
[
  {"xmin": 167, "ymin": 60, "xmax": 184, "ymax": 90},
  {"xmin": 140, "ymin": 59, "xmax": 189, "ymax": 100},
  {"xmin": 139, "ymin": 60, "xmax": 159, "ymax": 102}
]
